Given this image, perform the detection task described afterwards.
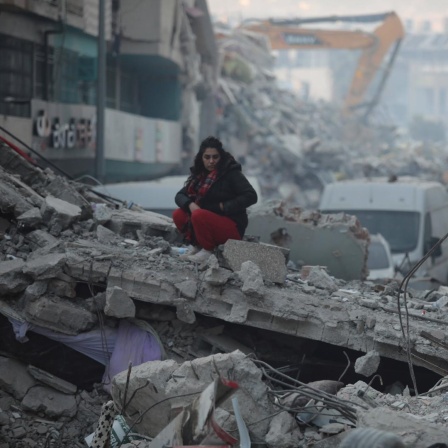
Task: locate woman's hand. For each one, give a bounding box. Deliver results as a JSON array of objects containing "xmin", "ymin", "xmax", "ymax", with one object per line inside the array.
[{"xmin": 189, "ymin": 202, "xmax": 201, "ymax": 212}]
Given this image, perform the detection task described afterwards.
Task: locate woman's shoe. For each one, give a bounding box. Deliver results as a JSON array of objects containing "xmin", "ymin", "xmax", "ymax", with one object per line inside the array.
[
  {"xmin": 179, "ymin": 245, "xmax": 201, "ymax": 260},
  {"xmin": 188, "ymin": 249, "xmax": 213, "ymax": 263}
]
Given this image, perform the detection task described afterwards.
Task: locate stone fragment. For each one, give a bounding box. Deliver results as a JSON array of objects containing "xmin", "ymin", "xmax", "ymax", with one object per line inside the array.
[
  {"xmin": 265, "ymin": 411, "xmax": 303, "ymax": 448},
  {"xmin": 0, "ymin": 142, "xmax": 47, "ymax": 186},
  {"xmin": 319, "ymin": 423, "xmax": 346, "ymax": 435},
  {"xmin": 26, "ymin": 229, "xmax": 58, "ymax": 250},
  {"xmin": 23, "ymin": 253, "xmax": 66, "ymax": 280},
  {"xmin": 360, "ymin": 298, "xmax": 379, "ymax": 310},
  {"xmin": 222, "ymin": 239, "xmax": 287, "ymax": 284},
  {"xmin": 204, "ymin": 256, "xmax": 232, "ymax": 286},
  {"xmin": 96, "ymin": 224, "xmax": 117, "ymax": 244},
  {"xmin": 301, "ymin": 266, "xmax": 338, "ymax": 292},
  {"xmin": 175, "ymin": 279, "xmax": 197, "ymax": 299},
  {"xmin": 105, "ymin": 286, "xmax": 136, "ymax": 318},
  {"xmin": 354, "ymin": 350, "xmax": 381, "ymax": 377},
  {"xmin": 46, "ymin": 177, "xmax": 90, "ymax": 218},
  {"xmin": 16, "ymin": 207, "xmax": 42, "ymax": 228},
  {"xmin": 174, "ymin": 299, "xmax": 196, "ymax": 324},
  {"xmin": 40, "ymin": 195, "xmax": 81, "ymax": 230},
  {"xmin": 21, "ymin": 386, "xmax": 77, "ymax": 418},
  {"xmin": 107, "ymin": 208, "xmax": 175, "ymax": 238},
  {"xmin": 358, "ymin": 407, "xmax": 448, "ymax": 446},
  {"xmin": 24, "ymin": 280, "xmax": 48, "ymax": 300},
  {"xmin": 0, "ymin": 357, "xmax": 36, "ymax": 400},
  {"xmin": 238, "ymin": 260, "xmax": 264, "ymax": 297},
  {"xmin": 0, "ymin": 180, "xmax": 34, "ymax": 217},
  {"xmin": 47, "ymin": 278, "xmax": 76, "ymax": 298},
  {"xmin": 93, "ymin": 203, "xmax": 113, "ymax": 224},
  {"xmin": 25, "ymin": 296, "xmax": 97, "ymax": 335},
  {"xmin": 0, "ymin": 259, "xmax": 30, "ymax": 294}
]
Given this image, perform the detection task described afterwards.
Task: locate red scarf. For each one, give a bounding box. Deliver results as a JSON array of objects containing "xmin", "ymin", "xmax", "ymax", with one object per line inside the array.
[{"xmin": 187, "ymin": 169, "xmax": 218, "ymax": 205}]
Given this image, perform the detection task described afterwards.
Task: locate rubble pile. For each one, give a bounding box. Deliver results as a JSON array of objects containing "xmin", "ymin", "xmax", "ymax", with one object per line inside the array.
[
  {"xmin": 1, "ymin": 141, "xmax": 448, "ymax": 446},
  {"xmin": 0, "ymin": 357, "xmax": 108, "ymax": 448},
  {"xmin": 214, "ymin": 26, "xmax": 448, "ymax": 208}
]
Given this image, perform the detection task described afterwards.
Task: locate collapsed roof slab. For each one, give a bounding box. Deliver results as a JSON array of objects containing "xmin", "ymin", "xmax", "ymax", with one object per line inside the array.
[
  {"xmin": 65, "ymin": 257, "xmax": 448, "ymax": 376},
  {"xmin": 246, "ymin": 203, "xmax": 370, "ymax": 281}
]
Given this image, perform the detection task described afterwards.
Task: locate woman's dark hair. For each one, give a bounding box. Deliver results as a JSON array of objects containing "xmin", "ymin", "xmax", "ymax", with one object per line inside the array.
[{"xmin": 189, "ymin": 136, "xmax": 232, "ymax": 177}]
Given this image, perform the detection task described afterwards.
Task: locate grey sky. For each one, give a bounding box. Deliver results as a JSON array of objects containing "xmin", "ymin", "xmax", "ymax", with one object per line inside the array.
[{"xmin": 209, "ymin": 0, "xmax": 447, "ymax": 26}]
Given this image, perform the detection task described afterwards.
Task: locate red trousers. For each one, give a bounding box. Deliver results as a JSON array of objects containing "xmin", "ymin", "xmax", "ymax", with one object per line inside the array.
[{"xmin": 172, "ymin": 208, "xmax": 241, "ymax": 251}]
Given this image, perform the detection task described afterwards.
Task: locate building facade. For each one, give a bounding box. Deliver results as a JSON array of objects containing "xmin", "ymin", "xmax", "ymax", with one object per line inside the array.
[{"xmin": 0, "ymin": 0, "xmax": 218, "ymax": 182}]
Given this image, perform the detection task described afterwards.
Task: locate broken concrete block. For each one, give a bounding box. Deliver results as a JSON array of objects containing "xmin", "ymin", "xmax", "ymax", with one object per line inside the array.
[
  {"xmin": 40, "ymin": 195, "xmax": 81, "ymax": 230},
  {"xmin": 24, "ymin": 280, "xmax": 48, "ymax": 300},
  {"xmin": 25, "ymin": 296, "xmax": 97, "ymax": 335},
  {"xmin": 107, "ymin": 208, "xmax": 175, "ymax": 239},
  {"xmin": 357, "ymin": 407, "xmax": 448, "ymax": 446},
  {"xmin": 27, "ymin": 366, "xmax": 77, "ymax": 395},
  {"xmin": 105, "ymin": 287, "xmax": 136, "ymax": 318},
  {"xmin": 0, "ymin": 179, "xmax": 35, "ymax": 217},
  {"xmin": 354, "ymin": 350, "xmax": 381, "ymax": 377},
  {"xmin": 174, "ymin": 298, "xmax": 196, "ymax": 324},
  {"xmin": 238, "ymin": 260, "xmax": 264, "ymax": 297},
  {"xmin": 0, "ymin": 141, "xmax": 47, "ymax": 186},
  {"xmin": 247, "ymin": 204, "xmax": 369, "ymax": 281},
  {"xmin": 174, "ymin": 279, "xmax": 197, "ymax": 299},
  {"xmin": 26, "ymin": 229, "xmax": 58, "ymax": 250},
  {"xmin": 301, "ymin": 266, "xmax": 338, "ymax": 292},
  {"xmin": 47, "ymin": 278, "xmax": 76, "ymax": 298},
  {"xmin": 222, "ymin": 239, "xmax": 287, "ymax": 284},
  {"xmin": 204, "ymin": 261, "xmax": 232, "ymax": 286},
  {"xmin": 197, "ymin": 333, "xmax": 252, "ymax": 355},
  {"xmin": 265, "ymin": 411, "xmax": 303, "ymax": 448},
  {"xmin": 0, "ymin": 357, "xmax": 36, "ymax": 400},
  {"xmin": 46, "ymin": 177, "xmax": 91, "ymax": 219},
  {"xmin": 97, "ymin": 224, "xmax": 117, "ymax": 244},
  {"xmin": 16, "ymin": 207, "xmax": 42, "ymax": 228},
  {"xmin": 21, "ymin": 385, "xmax": 77, "ymax": 419},
  {"xmin": 93, "ymin": 203, "xmax": 113, "ymax": 224},
  {"xmin": 112, "ymin": 350, "xmax": 275, "ymax": 441},
  {"xmin": 23, "ymin": 253, "xmax": 66, "ymax": 280},
  {"xmin": 0, "ymin": 259, "xmax": 31, "ymax": 294}
]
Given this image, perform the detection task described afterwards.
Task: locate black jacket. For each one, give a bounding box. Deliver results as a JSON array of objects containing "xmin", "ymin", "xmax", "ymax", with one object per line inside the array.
[{"xmin": 175, "ymin": 158, "xmax": 258, "ymax": 236}]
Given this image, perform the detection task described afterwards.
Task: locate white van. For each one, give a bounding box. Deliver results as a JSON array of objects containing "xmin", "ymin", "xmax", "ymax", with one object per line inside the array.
[
  {"xmin": 319, "ymin": 177, "xmax": 448, "ymax": 283},
  {"xmin": 93, "ymin": 175, "xmax": 262, "ymax": 217}
]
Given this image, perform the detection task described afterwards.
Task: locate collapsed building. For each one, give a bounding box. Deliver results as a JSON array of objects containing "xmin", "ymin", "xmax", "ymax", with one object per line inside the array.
[
  {"xmin": 0, "ymin": 141, "xmax": 448, "ymax": 447},
  {"xmin": 213, "ymin": 25, "xmax": 448, "ymax": 210}
]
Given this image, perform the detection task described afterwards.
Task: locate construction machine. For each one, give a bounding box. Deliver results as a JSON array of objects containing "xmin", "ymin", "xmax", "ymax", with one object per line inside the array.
[{"xmin": 241, "ymin": 12, "xmax": 405, "ymax": 119}]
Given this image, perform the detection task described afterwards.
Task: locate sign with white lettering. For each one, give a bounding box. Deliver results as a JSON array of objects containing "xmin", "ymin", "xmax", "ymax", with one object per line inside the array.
[{"xmin": 33, "ymin": 109, "xmax": 95, "ymax": 150}]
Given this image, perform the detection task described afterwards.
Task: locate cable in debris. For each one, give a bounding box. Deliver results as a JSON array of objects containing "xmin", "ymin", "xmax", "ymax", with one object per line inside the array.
[
  {"xmin": 121, "ymin": 362, "xmax": 133, "ymax": 415},
  {"xmin": 338, "ymin": 351, "xmax": 351, "ymax": 382},
  {"xmin": 251, "ymin": 359, "xmax": 363, "ymax": 423},
  {"xmin": 117, "ymin": 391, "xmax": 203, "ymax": 448}
]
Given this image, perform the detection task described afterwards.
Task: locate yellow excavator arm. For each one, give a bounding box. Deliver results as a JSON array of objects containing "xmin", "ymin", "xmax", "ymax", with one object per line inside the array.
[{"xmin": 241, "ymin": 12, "xmax": 405, "ymax": 118}]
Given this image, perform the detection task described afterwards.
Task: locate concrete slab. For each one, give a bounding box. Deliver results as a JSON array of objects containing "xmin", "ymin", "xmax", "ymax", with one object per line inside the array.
[
  {"xmin": 221, "ymin": 239, "xmax": 287, "ymax": 284},
  {"xmin": 25, "ymin": 295, "xmax": 97, "ymax": 335},
  {"xmin": 247, "ymin": 205, "xmax": 369, "ymax": 280}
]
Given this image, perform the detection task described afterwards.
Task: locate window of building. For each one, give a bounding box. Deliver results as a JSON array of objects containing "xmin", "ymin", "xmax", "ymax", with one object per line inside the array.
[
  {"xmin": 34, "ymin": 44, "xmax": 54, "ymax": 100},
  {"xmin": 0, "ymin": 33, "xmax": 33, "ymax": 117},
  {"xmin": 53, "ymin": 47, "xmax": 79, "ymax": 103}
]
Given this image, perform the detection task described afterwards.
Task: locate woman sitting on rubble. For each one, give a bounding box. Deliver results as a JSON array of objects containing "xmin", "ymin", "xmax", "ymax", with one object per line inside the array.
[{"xmin": 173, "ymin": 136, "xmax": 258, "ymax": 263}]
